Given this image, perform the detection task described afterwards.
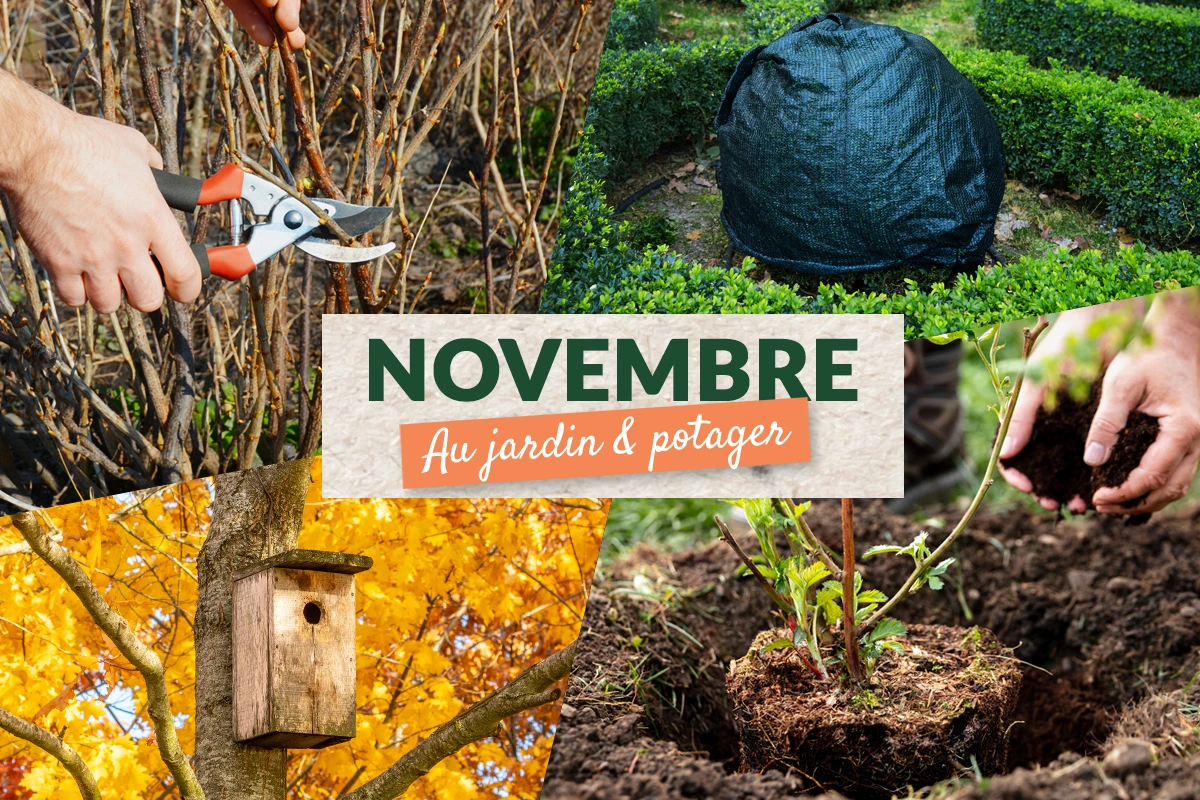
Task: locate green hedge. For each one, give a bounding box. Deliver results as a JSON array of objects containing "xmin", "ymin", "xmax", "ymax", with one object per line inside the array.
[
  {"xmin": 545, "ymin": 135, "xmax": 1200, "ymax": 337},
  {"xmin": 588, "ymin": 40, "xmax": 745, "ymax": 180},
  {"xmin": 588, "ymin": 3, "xmax": 1200, "ymax": 244},
  {"xmin": 605, "ymin": 0, "xmax": 660, "ymax": 50},
  {"xmin": 978, "ymin": 0, "xmax": 1200, "ymax": 92},
  {"xmin": 952, "ymin": 47, "xmax": 1200, "ymax": 244},
  {"xmin": 1131, "ymin": 0, "xmax": 1200, "ymax": 9}
]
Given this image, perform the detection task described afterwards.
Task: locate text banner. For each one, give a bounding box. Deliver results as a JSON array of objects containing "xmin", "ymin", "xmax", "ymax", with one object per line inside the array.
[
  {"xmin": 322, "ymin": 314, "xmax": 904, "ymax": 497},
  {"xmin": 400, "ymin": 398, "xmax": 810, "ymax": 488}
]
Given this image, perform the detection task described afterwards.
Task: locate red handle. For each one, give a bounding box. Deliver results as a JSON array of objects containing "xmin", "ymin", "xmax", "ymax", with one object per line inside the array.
[
  {"xmin": 198, "ymin": 163, "xmax": 246, "ymax": 205},
  {"xmin": 205, "ymin": 245, "xmax": 257, "ymax": 280}
]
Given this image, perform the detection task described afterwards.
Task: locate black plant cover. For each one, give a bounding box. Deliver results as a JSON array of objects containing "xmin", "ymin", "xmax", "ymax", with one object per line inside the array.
[{"xmin": 716, "ymin": 14, "xmax": 1005, "ymax": 275}]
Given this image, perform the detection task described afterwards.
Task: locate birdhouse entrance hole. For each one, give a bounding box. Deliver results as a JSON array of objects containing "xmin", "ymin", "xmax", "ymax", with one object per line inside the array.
[{"xmin": 303, "ymin": 601, "xmax": 322, "ymax": 625}]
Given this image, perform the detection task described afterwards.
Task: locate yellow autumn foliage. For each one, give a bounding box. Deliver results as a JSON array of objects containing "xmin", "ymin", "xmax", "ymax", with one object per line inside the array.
[{"xmin": 0, "ymin": 459, "xmax": 605, "ymax": 799}]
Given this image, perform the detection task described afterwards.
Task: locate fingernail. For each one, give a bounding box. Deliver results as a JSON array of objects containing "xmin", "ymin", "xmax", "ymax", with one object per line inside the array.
[
  {"xmin": 1084, "ymin": 442, "xmax": 1108, "ymax": 466},
  {"xmin": 1000, "ymin": 436, "xmax": 1014, "ymax": 457}
]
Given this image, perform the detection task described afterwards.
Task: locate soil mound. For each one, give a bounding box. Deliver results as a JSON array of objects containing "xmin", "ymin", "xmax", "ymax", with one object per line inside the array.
[
  {"xmin": 542, "ymin": 502, "xmax": 1200, "ymax": 798},
  {"xmin": 728, "ymin": 625, "xmax": 1020, "ymax": 799}
]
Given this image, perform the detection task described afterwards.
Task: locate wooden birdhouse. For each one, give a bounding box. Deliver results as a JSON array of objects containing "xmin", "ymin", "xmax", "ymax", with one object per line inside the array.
[{"xmin": 232, "ymin": 549, "xmax": 373, "ymax": 749}]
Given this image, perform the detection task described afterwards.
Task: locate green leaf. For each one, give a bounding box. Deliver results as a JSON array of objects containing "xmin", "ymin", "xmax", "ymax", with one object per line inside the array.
[
  {"xmin": 857, "ymin": 589, "xmax": 887, "ymax": 605},
  {"xmin": 760, "ymin": 637, "xmax": 793, "ymax": 654},
  {"xmin": 792, "ymin": 626, "xmax": 807, "ymax": 648},
  {"xmin": 866, "ymin": 618, "xmax": 907, "ymax": 643},
  {"xmin": 928, "ymin": 331, "xmax": 969, "ymax": 344},
  {"xmin": 928, "ymin": 557, "xmax": 956, "ymax": 577},
  {"xmin": 862, "ymin": 544, "xmax": 903, "ymax": 559},
  {"xmin": 800, "ymin": 562, "xmax": 831, "ymax": 588}
]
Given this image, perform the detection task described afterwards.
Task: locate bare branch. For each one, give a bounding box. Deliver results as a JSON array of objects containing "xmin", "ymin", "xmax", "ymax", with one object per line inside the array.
[
  {"xmin": 0, "ymin": 707, "xmax": 101, "ymax": 800},
  {"xmin": 342, "ymin": 640, "xmax": 576, "ymax": 800},
  {"xmin": 12, "ymin": 512, "xmax": 205, "ymax": 800}
]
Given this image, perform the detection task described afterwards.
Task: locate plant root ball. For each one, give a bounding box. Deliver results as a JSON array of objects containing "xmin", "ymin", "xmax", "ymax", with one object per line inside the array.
[{"xmin": 727, "ymin": 624, "xmax": 1021, "ymax": 799}]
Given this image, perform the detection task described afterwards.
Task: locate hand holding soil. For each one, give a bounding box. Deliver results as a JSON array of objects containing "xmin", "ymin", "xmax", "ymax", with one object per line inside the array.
[{"xmin": 1000, "ymin": 291, "xmax": 1200, "ymax": 516}]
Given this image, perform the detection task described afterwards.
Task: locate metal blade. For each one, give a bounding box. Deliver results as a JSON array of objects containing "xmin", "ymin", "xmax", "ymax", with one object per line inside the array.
[
  {"xmin": 312, "ymin": 199, "xmax": 393, "ymax": 238},
  {"xmin": 295, "ymin": 238, "xmax": 397, "ymax": 264}
]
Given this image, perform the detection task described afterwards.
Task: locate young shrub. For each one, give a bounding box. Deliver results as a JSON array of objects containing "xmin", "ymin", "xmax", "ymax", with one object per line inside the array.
[
  {"xmin": 717, "ymin": 323, "xmax": 1043, "ymax": 795},
  {"xmin": 978, "ymin": 0, "xmax": 1200, "ymax": 93},
  {"xmin": 717, "ymin": 320, "xmax": 1047, "ymax": 680}
]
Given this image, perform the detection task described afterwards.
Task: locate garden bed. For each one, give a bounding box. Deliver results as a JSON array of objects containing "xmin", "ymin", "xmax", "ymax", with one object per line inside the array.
[
  {"xmin": 541, "ymin": 501, "xmax": 1200, "ymax": 798},
  {"xmin": 542, "ymin": 0, "xmax": 1200, "ymax": 336}
]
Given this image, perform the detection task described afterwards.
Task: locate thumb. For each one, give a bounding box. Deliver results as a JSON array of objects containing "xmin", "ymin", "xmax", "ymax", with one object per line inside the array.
[
  {"xmin": 1084, "ymin": 366, "xmax": 1141, "ymax": 466},
  {"xmin": 999, "ymin": 378, "xmax": 1044, "ymax": 460}
]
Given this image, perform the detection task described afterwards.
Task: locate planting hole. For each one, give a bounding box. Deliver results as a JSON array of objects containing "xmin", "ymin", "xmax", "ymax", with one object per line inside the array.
[{"xmin": 303, "ymin": 601, "xmax": 322, "ymax": 625}]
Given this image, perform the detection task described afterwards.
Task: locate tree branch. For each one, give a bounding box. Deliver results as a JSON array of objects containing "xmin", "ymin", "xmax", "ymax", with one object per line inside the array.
[
  {"xmin": 342, "ymin": 641, "xmax": 576, "ymax": 800},
  {"xmin": 0, "ymin": 706, "xmax": 101, "ymax": 800},
  {"xmin": 12, "ymin": 512, "xmax": 205, "ymax": 800}
]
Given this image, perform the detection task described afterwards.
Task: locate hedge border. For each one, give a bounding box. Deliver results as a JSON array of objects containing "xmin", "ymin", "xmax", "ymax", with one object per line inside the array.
[
  {"xmin": 604, "ymin": 0, "xmax": 659, "ymax": 50},
  {"xmin": 544, "ymin": 131, "xmax": 1200, "ymax": 337},
  {"xmin": 978, "ymin": 0, "xmax": 1200, "ymax": 92},
  {"xmin": 542, "ymin": 0, "xmax": 1200, "ymax": 335}
]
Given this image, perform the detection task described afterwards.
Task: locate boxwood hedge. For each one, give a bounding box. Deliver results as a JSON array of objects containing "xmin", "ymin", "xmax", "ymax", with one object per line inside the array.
[
  {"xmin": 588, "ymin": 40, "xmax": 745, "ymax": 180},
  {"xmin": 950, "ymin": 47, "xmax": 1200, "ymax": 245},
  {"xmin": 546, "ymin": 135, "xmax": 1200, "ymax": 337},
  {"xmin": 605, "ymin": 0, "xmax": 660, "ymax": 50},
  {"xmin": 978, "ymin": 0, "xmax": 1200, "ymax": 92},
  {"xmin": 543, "ymin": 0, "xmax": 1200, "ymax": 333}
]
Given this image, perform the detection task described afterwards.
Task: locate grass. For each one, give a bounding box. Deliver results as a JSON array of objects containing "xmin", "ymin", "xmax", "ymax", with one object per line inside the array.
[
  {"xmin": 658, "ymin": 0, "xmax": 748, "ymax": 41},
  {"xmin": 867, "ymin": 0, "xmax": 980, "ymax": 49},
  {"xmin": 600, "ymin": 498, "xmax": 733, "ymax": 561}
]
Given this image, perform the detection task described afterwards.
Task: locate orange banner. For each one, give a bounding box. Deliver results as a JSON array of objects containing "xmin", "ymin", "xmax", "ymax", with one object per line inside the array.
[{"xmin": 399, "ymin": 398, "xmax": 810, "ymax": 488}]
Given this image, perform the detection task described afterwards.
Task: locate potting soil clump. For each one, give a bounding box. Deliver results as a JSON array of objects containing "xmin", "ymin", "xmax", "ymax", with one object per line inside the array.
[
  {"xmin": 716, "ymin": 14, "xmax": 1005, "ymax": 275},
  {"xmin": 727, "ymin": 624, "xmax": 1021, "ymax": 799},
  {"xmin": 1000, "ymin": 376, "xmax": 1159, "ymax": 520}
]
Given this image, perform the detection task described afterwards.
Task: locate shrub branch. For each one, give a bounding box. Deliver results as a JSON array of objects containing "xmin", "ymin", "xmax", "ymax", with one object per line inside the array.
[
  {"xmin": 341, "ymin": 641, "xmax": 576, "ymax": 800},
  {"xmin": 861, "ymin": 316, "xmax": 1049, "ymax": 630}
]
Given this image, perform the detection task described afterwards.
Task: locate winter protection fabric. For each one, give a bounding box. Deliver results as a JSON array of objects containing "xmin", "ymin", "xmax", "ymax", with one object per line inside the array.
[{"xmin": 716, "ymin": 14, "xmax": 1005, "ymax": 276}]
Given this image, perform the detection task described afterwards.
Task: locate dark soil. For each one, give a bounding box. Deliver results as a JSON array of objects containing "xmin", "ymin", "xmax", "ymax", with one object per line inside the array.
[
  {"xmin": 728, "ymin": 625, "xmax": 1021, "ymax": 799},
  {"xmin": 956, "ymin": 750, "xmax": 1200, "ymax": 800},
  {"xmin": 1000, "ymin": 377, "xmax": 1159, "ymax": 521},
  {"xmin": 542, "ymin": 501, "xmax": 1200, "ymax": 799}
]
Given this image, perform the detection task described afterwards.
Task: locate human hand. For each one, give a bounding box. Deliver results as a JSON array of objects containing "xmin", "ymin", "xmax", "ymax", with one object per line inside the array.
[
  {"xmin": 1088, "ymin": 291, "xmax": 1200, "ymax": 515},
  {"xmin": 0, "ymin": 71, "xmax": 200, "ymax": 314},
  {"xmin": 1000, "ymin": 293, "xmax": 1200, "ymax": 515},
  {"xmin": 222, "ymin": 0, "xmax": 305, "ymax": 49},
  {"xmin": 998, "ymin": 298, "xmax": 1144, "ymax": 512}
]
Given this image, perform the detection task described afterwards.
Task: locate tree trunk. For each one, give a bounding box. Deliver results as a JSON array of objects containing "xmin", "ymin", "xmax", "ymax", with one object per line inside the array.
[{"xmin": 194, "ymin": 459, "xmax": 314, "ymax": 799}]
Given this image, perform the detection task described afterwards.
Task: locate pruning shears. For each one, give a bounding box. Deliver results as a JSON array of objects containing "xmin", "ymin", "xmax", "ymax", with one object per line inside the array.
[{"xmin": 152, "ymin": 163, "xmax": 395, "ymax": 280}]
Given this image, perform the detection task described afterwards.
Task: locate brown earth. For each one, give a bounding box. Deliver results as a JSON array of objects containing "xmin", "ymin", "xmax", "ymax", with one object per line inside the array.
[
  {"xmin": 728, "ymin": 625, "xmax": 1020, "ymax": 799},
  {"xmin": 1000, "ymin": 377, "xmax": 1159, "ymax": 522},
  {"xmin": 541, "ymin": 501, "xmax": 1200, "ymax": 799}
]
